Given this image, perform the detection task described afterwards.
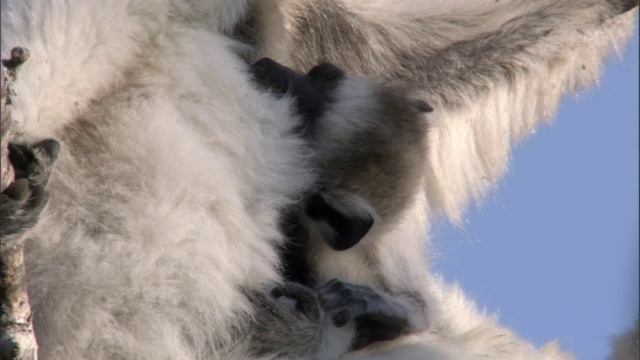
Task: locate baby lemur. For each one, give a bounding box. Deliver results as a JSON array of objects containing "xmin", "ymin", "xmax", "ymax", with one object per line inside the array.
[{"xmin": 250, "ymin": 58, "xmax": 432, "ymax": 352}]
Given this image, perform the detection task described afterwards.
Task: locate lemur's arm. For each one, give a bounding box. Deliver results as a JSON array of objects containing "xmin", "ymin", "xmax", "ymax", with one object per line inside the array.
[
  {"xmin": 247, "ymin": 279, "xmax": 412, "ymax": 359},
  {"xmin": 1, "ymin": 137, "xmax": 60, "ymax": 359},
  {"xmin": 1, "ymin": 50, "xmax": 59, "ymax": 360}
]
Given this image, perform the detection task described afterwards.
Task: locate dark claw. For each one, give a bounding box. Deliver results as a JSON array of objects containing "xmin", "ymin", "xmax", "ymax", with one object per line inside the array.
[{"xmin": 332, "ymin": 311, "xmax": 350, "ymax": 327}]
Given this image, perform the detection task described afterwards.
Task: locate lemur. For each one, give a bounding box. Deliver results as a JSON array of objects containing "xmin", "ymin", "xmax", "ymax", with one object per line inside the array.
[
  {"xmin": 0, "ymin": 0, "xmax": 636, "ymax": 359},
  {"xmin": 248, "ymin": 58, "xmax": 432, "ymax": 353}
]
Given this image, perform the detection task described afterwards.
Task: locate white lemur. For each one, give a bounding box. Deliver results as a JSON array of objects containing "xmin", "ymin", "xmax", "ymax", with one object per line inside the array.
[
  {"xmin": 0, "ymin": 0, "xmax": 637, "ymax": 359},
  {"xmin": 248, "ymin": 57, "xmax": 432, "ymax": 353},
  {"xmin": 0, "ymin": 53, "xmax": 428, "ymax": 360}
]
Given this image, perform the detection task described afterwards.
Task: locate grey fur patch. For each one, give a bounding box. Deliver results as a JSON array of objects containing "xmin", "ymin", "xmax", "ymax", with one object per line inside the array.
[{"xmin": 283, "ymin": 0, "xmax": 636, "ymax": 108}]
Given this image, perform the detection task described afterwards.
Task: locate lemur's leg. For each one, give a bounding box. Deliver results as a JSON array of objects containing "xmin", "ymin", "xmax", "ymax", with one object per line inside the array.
[
  {"xmin": 246, "ymin": 282, "xmax": 354, "ymax": 360},
  {"xmin": 1, "ymin": 138, "xmax": 59, "ymax": 360},
  {"xmin": 316, "ymin": 279, "xmax": 409, "ymax": 351},
  {"xmin": 268, "ymin": 279, "xmax": 410, "ymax": 353},
  {"xmin": 0, "ymin": 140, "xmax": 60, "ymax": 360},
  {"xmin": 2, "ymin": 51, "xmax": 61, "ymax": 356},
  {"xmin": 1, "ymin": 47, "xmax": 30, "ymax": 192}
]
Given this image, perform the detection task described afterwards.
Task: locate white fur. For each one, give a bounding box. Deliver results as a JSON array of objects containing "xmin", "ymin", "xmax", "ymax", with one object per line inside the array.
[
  {"xmin": 2, "ymin": 1, "xmax": 312, "ymax": 358},
  {"xmin": 0, "ymin": 0, "xmax": 637, "ymax": 359}
]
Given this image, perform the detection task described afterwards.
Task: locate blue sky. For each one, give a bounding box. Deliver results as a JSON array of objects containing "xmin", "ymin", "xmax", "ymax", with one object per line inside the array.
[{"xmin": 431, "ymin": 28, "xmax": 639, "ymax": 359}]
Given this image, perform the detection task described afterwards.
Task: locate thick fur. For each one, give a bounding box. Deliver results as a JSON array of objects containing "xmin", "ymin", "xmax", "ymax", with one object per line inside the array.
[
  {"xmin": 1, "ymin": 1, "xmax": 321, "ymax": 359},
  {"xmin": 0, "ymin": 0, "xmax": 637, "ymax": 359},
  {"xmin": 251, "ymin": 58, "xmax": 430, "ymax": 350}
]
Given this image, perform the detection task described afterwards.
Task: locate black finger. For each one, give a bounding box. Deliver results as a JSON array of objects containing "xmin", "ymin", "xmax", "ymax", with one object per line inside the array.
[{"xmin": 332, "ymin": 310, "xmax": 351, "ymax": 327}]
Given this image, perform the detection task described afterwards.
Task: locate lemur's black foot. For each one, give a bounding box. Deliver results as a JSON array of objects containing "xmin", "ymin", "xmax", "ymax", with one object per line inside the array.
[
  {"xmin": 1, "ymin": 139, "xmax": 60, "ymax": 238},
  {"xmin": 316, "ymin": 279, "xmax": 409, "ymax": 350}
]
